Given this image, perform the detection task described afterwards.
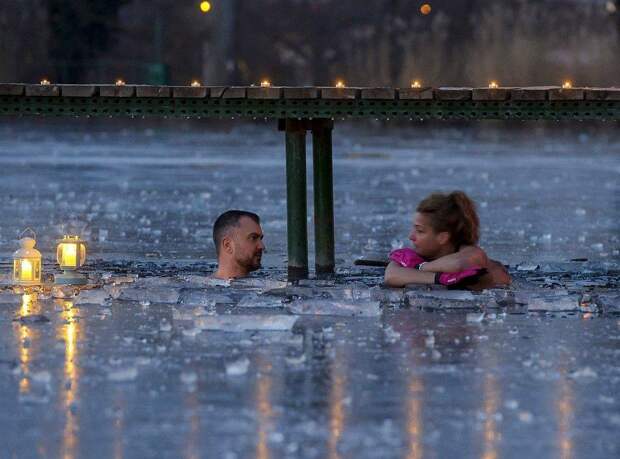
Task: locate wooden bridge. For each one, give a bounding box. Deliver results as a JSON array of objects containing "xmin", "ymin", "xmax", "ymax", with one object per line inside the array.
[{"xmin": 1, "ymin": 83, "xmax": 619, "ymax": 278}]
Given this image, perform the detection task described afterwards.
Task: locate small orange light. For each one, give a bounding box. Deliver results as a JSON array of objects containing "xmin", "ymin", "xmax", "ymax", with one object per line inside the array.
[
  {"xmin": 335, "ymin": 80, "xmax": 346, "ymax": 88},
  {"xmin": 420, "ymin": 3, "xmax": 432, "ymax": 15},
  {"xmin": 411, "ymin": 80, "xmax": 422, "ymax": 88},
  {"xmin": 40, "ymin": 79, "xmax": 50, "ymax": 85},
  {"xmin": 489, "ymin": 81, "xmax": 499, "ymax": 89},
  {"xmin": 191, "ymin": 80, "xmax": 201, "ymax": 87},
  {"xmin": 562, "ymin": 80, "xmax": 573, "ymax": 89},
  {"xmin": 115, "ymin": 79, "xmax": 125, "ymax": 86},
  {"xmin": 260, "ymin": 80, "xmax": 271, "ymax": 88}
]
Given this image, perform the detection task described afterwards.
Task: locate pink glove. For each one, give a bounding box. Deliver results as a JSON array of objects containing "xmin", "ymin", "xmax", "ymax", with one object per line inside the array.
[
  {"xmin": 389, "ymin": 248, "xmax": 426, "ymax": 269},
  {"xmin": 436, "ymin": 267, "xmax": 485, "ymax": 286}
]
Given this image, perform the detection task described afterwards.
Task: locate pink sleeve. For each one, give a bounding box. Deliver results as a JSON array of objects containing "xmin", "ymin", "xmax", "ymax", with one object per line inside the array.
[{"xmin": 389, "ymin": 248, "xmax": 425, "ymax": 268}]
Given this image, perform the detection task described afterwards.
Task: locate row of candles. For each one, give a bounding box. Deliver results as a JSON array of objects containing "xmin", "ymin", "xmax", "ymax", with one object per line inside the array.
[
  {"xmin": 36, "ymin": 79, "xmax": 577, "ymax": 89},
  {"xmin": 12, "ymin": 230, "xmax": 88, "ymax": 287}
]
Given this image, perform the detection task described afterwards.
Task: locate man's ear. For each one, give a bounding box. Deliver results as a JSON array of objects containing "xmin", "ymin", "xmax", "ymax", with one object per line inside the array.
[
  {"xmin": 437, "ymin": 231, "xmax": 451, "ymax": 246},
  {"xmin": 222, "ymin": 236, "xmax": 234, "ymax": 254}
]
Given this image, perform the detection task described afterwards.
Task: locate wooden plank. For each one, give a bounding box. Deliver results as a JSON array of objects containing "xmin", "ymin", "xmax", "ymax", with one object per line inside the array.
[
  {"xmin": 222, "ymin": 87, "xmax": 247, "ymax": 98},
  {"xmin": 247, "ymin": 86, "xmax": 281, "ymax": 99},
  {"xmin": 282, "ymin": 87, "xmax": 319, "ymax": 99},
  {"xmin": 510, "ymin": 87, "xmax": 551, "ymax": 101},
  {"xmin": 320, "ymin": 87, "xmax": 359, "ymax": 100},
  {"xmin": 61, "ymin": 85, "xmax": 97, "ymax": 97},
  {"xmin": 25, "ymin": 84, "xmax": 60, "ymax": 97},
  {"xmin": 99, "ymin": 85, "xmax": 135, "ymax": 97},
  {"xmin": 0, "ymin": 83, "xmax": 25, "ymax": 96},
  {"xmin": 585, "ymin": 89, "xmax": 620, "ymax": 101},
  {"xmin": 172, "ymin": 86, "xmax": 208, "ymax": 98},
  {"xmin": 397, "ymin": 87, "xmax": 433, "ymax": 100},
  {"xmin": 135, "ymin": 85, "xmax": 171, "ymax": 97},
  {"xmin": 361, "ymin": 88, "xmax": 396, "ymax": 100},
  {"xmin": 472, "ymin": 88, "xmax": 510, "ymax": 101},
  {"xmin": 434, "ymin": 87, "xmax": 472, "ymax": 101},
  {"xmin": 548, "ymin": 88, "xmax": 584, "ymax": 100}
]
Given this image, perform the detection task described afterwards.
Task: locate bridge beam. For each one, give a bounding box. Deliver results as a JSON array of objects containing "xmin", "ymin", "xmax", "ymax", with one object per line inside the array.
[
  {"xmin": 312, "ymin": 119, "xmax": 335, "ymax": 276},
  {"xmin": 283, "ymin": 119, "xmax": 309, "ymax": 280}
]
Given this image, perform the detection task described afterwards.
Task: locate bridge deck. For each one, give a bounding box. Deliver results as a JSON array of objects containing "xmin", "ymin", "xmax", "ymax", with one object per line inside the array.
[{"xmin": 1, "ymin": 84, "xmax": 619, "ymax": 120}]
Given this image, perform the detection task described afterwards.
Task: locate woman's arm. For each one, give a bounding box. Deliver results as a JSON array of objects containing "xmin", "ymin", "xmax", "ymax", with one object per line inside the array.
[
  {"xmin": 419, "ymin": 245, "xmax": 488, "ymax": 273},
  {"xmin": 384, "ymin": 261, "xmax": 437, "ymax": 287}
]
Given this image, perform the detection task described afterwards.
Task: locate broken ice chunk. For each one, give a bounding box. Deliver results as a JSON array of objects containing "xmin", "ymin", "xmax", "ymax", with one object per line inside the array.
[
  {"xmin": 225, "ymin": 356, "xmax": 250, "ymax": 376},
  {"xmin": 107, "ymin": 367, "xmax": 138, "ymax": 382},
  {"xmin": 288, "ymin": 299, "xmax": 381, "ymax": 317},
  {"xmin": 75, "ymin": 288, "xmax": 110, "ymax": 305},
  {"xmin": 569, "ymin": 367, "xmax": 598, "ymax": 380},
  {"xmin": 195, "ymin": 315, "xmax": 298, "ymax": 332},
  {"xmin": 517, "ymin": 291, "xmax": 580, "ymax": 312},
  {"xmin": 406, "ymin": 290, "xmax": 491, "ymax": 310},
  {"xmin": 516, "ymin": 264, "xmax": 539, "ymax": 272},
  {"xmin": 119, "ymin": 287, "xmax": 180, "ymax": 304},
  {"xmin": 466, "ymin": 312, "xmax": 486, "ymax": 323},
  {"xmin": 180, "ymin": 371, "xmax": 198, "ymax": 385},
  {"xmin": 237, "ymin": 294, "xmax": 283, "ymax": 308}
]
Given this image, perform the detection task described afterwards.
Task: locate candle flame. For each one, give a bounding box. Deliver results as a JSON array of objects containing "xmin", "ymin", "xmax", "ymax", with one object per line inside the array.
[
  {"xmin": 335, "ymin": 80, "xmax": 346, "ymax": 88},
  {"xmin": 489, "ymin": 81, "xmax": 499, "ymax": 89},
  {"xmin": 411, "ymin": 80, "xmax": 422, "ymax": 89},
  {"xmin": 260, "ymin": 80, "xmax": 271, "ymax": 88},
  {"xmin": 115, "ymin": 79, "xmax": 125, "ymax": 86},
  {"xmin": 40, "ymin": 79, "xmax": 50, "ymax": 85},
  {"xmin": 191, "ymin": 80, "xmax": 201, "ymax": 87},
  {"xmin": 562, "ymin": 81, "xmax": 573, "ymax": 89}
]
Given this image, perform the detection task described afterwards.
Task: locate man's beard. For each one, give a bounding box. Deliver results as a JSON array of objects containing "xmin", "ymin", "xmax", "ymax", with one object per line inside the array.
[{"xmin": 239, "ymin": 252, "xmax": 262, "ymax": 272}]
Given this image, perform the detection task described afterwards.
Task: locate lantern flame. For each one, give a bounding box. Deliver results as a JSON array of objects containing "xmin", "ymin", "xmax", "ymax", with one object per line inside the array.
[
  {"xmin": 115, "ymin": 79, "xmax": 125, "ymax": 86},
  {"xmin": 40, "ymin": 79, "xmax": 50, "ymax": 85},
  {"xmin": 335, "ymin": 80, "xmax": 346, "ymax": 88},
  {"xmin": 191, "ymin": 80, "xmax": 201, "ymax": 87},
  {"xmin": 562, "ymin": 81, "xmax": 573, "ymax": 89},
  {"xmin": 411, "ymin": 80, "xmax": 422, "ymax": 89},
  {"xmin": 260, "ymin": 80, "xmax": 272, "ymax": 88},
  {"xmin": 489, "ymin": 81, "xmax": 499, "ymax": 89}
]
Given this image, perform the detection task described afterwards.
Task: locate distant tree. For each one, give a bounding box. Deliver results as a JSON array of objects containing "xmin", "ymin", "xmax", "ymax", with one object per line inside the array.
[{"xmin": 47, "ymin": 0, "xmax": 129, "ymax": 82}]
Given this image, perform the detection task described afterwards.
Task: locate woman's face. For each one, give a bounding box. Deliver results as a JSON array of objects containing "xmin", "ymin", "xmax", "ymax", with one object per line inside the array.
[{"xmin": 408, "ymin": 212, "xmax": 448, "ymax": 259}]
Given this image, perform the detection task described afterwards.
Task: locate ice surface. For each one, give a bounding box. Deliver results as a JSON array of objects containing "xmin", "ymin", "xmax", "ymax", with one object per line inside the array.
[
  {"xmin": 0, "ymin": 292, "xmax": 20, "ymax": 304},
  {"xmin": 195, "ymin": 315, "xmax": 298, "ymax": 331},
  {"xmin": 288, "ymin": 299, "xmax": 381, "ymax": 316}
]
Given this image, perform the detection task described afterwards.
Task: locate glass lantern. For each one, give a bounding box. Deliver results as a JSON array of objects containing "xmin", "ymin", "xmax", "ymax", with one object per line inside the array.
[
  {"xmin": 13, "ymin": 230, "xmax": 42, "ymax": 286},
  {"xmin": 55, "ymin": 235, "xmax": 87, "ymax": 285}
]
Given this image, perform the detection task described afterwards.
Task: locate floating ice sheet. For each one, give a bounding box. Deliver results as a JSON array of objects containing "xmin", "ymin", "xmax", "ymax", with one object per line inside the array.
[
  {"xmin": 237, "ymin": 293, "xmax": 284, "ymax": 308},
  {"xmin": 195, "ymin": 315, "xmax": 298, "ymax": 331},
  {"xmin": 289, "ymin": 299, "xmax": 381, "ymax": 316},
  {"xmin": 405, "ymin": 289, "xmax": 493, "ymax": 310}
]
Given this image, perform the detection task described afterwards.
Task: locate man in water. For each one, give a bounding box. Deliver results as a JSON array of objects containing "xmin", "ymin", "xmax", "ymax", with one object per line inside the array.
[{"xmin": 212, "ymin": 210, "xmax": 265, "ymax": 279}]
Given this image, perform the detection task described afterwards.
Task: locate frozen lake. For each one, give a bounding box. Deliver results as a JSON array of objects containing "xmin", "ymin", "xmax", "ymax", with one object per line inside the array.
[{"xmin": 0, "ymin": 120, "xmax": 618, "ymax": 458}]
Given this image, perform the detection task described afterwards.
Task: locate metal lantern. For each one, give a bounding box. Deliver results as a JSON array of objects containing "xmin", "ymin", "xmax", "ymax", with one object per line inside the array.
[
  {"xmin": 13, "ymin": 229, "xmax": 42, "ymax": 286},
  {"xmin": 55, "ymin": 235, "xmax": 87, "ymax": 285}
]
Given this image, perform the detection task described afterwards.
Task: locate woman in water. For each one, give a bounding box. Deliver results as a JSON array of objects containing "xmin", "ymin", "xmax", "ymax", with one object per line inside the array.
[{"xmin": 384, "ymin": 191, "xmax": 511, "ymax": 290}]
